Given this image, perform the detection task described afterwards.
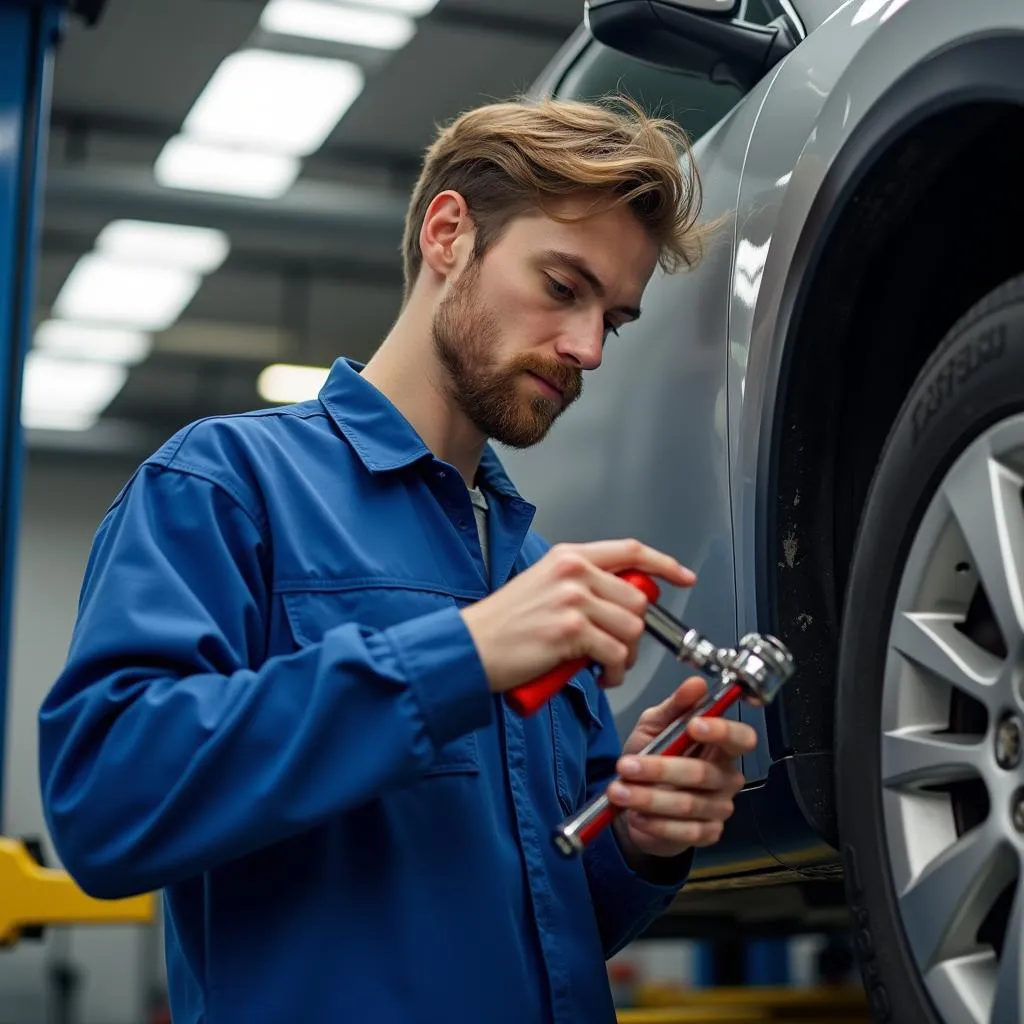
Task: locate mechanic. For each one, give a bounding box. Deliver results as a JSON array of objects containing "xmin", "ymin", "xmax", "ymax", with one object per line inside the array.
[{"xmin": 37, "ymin": 95, "xmax": 757, "ymax": 1024}]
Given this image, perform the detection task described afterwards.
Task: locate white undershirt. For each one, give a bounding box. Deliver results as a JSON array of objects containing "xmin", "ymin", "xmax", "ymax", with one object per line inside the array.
[{"xmin": 467, "ymin": 484, "xmax": 489, "ymax": 584}]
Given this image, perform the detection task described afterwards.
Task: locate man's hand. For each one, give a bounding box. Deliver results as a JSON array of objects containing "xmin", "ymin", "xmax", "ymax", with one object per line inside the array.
[
  {"xmin": 607, "ymin": 676, "xmax": 757, "ymax": 861},
  {"xmin": 460, "ymin": 539, "xmax": 695, "ymax": 694}
]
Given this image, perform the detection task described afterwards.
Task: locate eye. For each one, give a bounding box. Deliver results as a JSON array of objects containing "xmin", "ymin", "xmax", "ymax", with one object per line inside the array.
[
  {"xmin": 545, "ymin": 275, "xmax": 576, "ymax": 302},
  {"xmin": 604, "ymin": 321, "xmax": 621, "ymax": 339}
]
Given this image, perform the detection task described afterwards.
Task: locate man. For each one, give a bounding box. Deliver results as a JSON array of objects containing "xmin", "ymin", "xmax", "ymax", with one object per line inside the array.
[{"xmin": 38, "ymin": 96, "xmax": 757, "ymax": 1023}]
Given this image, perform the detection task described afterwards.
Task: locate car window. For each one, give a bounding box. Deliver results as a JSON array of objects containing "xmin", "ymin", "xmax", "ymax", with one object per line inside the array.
[{"xmin": 554, "ymin": 0, "xmax": 785, "ymax": 143}]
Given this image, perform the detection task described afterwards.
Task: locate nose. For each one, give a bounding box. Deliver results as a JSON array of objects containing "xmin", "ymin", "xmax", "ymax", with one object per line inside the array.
[{"xmin": 555, "ymin": 319, "xmax": 604, "ymax": 372}]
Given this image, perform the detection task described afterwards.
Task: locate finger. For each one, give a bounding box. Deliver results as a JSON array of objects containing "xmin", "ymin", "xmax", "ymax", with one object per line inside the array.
[
  {"xmin": 634, "ymin": 676, "xmax": 708, "ymax": 736},
  {"xmin": 689, "ymin": 716, "xmax": 759, "ymax": 758},
  {"xmin": 616, "ymin": 752, "xmax": 735, "ymax": 793},
  {"xmin": 627, "ymin": 813, "xmax": 724, "ymax": 849},
  {"xmin": 607, "ymin": 780, "xmax": 734, "ymax": 821},
  {"xmin": 569, "ymin": 595, "xmax": 646, "ymax": 686},
  {"xmin": 572, "ymin": 539, "xmax": 697, "ymax": 588},
  {"xmin": 577, "ymin": 618, "xmax": 630, "ymax": 688}
]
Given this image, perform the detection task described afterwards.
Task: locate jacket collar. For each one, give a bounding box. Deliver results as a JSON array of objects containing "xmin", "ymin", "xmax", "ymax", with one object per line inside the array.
[{"xmin": 318, "ymin": 357, "xmax": 527, "ymax": 502}]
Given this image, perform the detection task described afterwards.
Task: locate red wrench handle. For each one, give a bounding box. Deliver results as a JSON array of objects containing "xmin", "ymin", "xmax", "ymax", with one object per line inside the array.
[
  {"xmin": 553, "ymin": 682, "xmax": 744, "ymax": 856},
  {"xmin": 504, "ymin": 569, "xmax": 662, "ymax": 716}
]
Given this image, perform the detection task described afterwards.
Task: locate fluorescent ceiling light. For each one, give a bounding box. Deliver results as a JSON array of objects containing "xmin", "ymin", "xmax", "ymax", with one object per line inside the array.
[
  {"xmin": 257, "ymin": 363, "xmax": 330, "ymax": 403},
  {"xmin": 95, "ymin": 220, "xmax": 230, "ymax": 274},
  {"xmin": 183, "ymin": 50, "xmax": 364, "ymax": 156},
  {"xmin": 34, "ymin": 320, "xmax": 152, "ymax": 365},
  {"xmin": 53, "ymin": 254, "xmax": 202, "ymax": 332},
  {"xmin": 21, "ymin": 352, "xmax": 128, "ymax": 429},
  {"xmin": 155, "ymin": 137, "xmax": 301, "ymax": 199},
  {"xmin": 350, "ymin": 0, "xmax": 439, "ymax": 14},
  {"xmin": 21, "ymin": 407, "xmax": 100, "ymax": 432},
  {"xmin": 261, "ymin": 0, "xmax": 416, "ymax": 48}
]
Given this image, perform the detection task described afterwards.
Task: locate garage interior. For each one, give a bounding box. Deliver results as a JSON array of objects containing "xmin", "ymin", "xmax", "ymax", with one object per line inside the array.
[{"xmin": 8, "ymin": 0, "xmax": 997, "ymax": 1022}]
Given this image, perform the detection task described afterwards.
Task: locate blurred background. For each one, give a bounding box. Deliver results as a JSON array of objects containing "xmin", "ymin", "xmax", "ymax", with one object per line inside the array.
[
  {"xmin": 2, "ymin": 2, "xmax": 856, "ymax": 1020},
  {"xmin": 8, "ymin": 4, "xmax": 592, "ymax": 1019},
  {"xmin": 25, "ymin": 0, "xmax": 587, "ymax": 451}
]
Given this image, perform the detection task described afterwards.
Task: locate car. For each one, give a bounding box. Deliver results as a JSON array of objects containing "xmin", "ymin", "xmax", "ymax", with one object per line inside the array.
[{"xmin": 495, "ymin": 2, "xmax": 1024, "ymax": 1022}]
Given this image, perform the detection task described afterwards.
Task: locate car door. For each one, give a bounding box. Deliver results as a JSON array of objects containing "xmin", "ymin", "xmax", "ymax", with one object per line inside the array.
[{"xmin": 509, "ymin": 2, "xmax": 798, "ymax": 782}]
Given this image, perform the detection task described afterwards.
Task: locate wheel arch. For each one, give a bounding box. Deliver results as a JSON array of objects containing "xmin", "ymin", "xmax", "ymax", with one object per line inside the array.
[{"xmin": 756, "ymin": 33, "xmax": 1024, "ymax": 846}]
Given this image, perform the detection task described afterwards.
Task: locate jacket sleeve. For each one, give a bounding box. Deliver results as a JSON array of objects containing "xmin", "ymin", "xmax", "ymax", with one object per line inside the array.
[
  {"xmin": 38, "ymin": 462, "xmax": 493, "ymax": 900},
  {"xmin": 580, "ymin": 689, "xmax": 694, "ymax": 958}
]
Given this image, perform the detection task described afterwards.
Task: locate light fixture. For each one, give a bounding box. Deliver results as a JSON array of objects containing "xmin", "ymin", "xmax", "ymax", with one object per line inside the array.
[
  {"xmin": 21, "ymin": 407, "xmax": 101, "ymax": 432},
  {"xmin": 53, "ymin": 253, "xmax": 202, "ymax": 332},
  {"xmin": 34, "ymin": 320, "xmax": 152, "ymax": 365},
  {"xmin": 349, "ymin": 0, "xmax": 439, "ymax": 15},
  {"xmin": 261, "ymin": 0, "xmax": 416, "ymax": 49},
  {"xmin": 257, "ymin": 362, "xmax": 330, "ymax": 403},
  {"xmin": 21, "ymin": 352, "xmax": 128, "ymax": 431},
  {"xmin": 95, "ymin": 220, "xmax": 230, "ymax": 274},
  {"xmin": 154, "ymin": 136, "xmax": 302, "ymax": 199},
  {"xmin": 182, "ymin": 49, "xmax": 364, "ymax": 156}
]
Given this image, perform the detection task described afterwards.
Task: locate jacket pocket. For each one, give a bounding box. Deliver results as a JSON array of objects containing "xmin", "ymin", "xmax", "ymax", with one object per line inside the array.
[
  {"xmin": 550, "ymin": 670, "xmax": 604, "ymax": 815},
  {"xmin": 280, "ymin": 580, "xmax": 481, "ymax": 776}
]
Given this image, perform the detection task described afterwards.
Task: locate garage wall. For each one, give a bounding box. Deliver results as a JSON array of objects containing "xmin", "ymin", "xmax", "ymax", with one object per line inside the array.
[{"xmin": 1, "ymin": 451, "xmax": 158, "ymax": 1024}]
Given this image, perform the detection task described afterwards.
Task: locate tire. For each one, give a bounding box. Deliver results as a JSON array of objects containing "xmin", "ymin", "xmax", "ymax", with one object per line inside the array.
[{"xmin": 836, "ymin": 272, "xmax": 1024, "ymax": 1024}]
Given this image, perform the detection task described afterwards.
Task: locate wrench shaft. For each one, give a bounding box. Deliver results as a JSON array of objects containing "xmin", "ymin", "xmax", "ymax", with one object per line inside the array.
[{"xmin": 553, "ymin": 678, "xmax": 744, "ymax": 856}]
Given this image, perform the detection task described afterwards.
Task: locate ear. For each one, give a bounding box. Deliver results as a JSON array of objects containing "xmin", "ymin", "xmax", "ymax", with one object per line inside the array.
[{"xmin": 419, "ymin": 190, "xmax": 475, "ymax": 281}]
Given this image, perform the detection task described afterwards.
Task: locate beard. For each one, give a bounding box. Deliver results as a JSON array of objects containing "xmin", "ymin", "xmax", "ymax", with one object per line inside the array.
[{"xmin": 431, "ymin": 259, "xmax": 583, "ymax": 448}]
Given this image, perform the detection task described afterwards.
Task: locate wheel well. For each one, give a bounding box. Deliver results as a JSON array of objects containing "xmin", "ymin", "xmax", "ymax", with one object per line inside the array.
[{"xmin": 768, "ymin": 100, "xmax": 1024, "ymax": 778}]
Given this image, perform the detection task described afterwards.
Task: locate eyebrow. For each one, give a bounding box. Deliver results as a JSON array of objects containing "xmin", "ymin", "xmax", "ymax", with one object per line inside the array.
[{"xmin": 541, "ymin": 249, "xmax": 642, "ymax": 320}]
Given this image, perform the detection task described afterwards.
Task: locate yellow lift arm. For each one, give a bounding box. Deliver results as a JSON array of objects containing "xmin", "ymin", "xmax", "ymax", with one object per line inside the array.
[{"xmin": 0, "ymin": 837, "xmax": 155, "ymax": 948}]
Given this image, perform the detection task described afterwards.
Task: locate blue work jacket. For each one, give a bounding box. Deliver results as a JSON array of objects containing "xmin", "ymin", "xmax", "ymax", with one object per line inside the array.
[{"xmin": 38, "ymin": 357, "xmax": 692, "ymax": 1024}]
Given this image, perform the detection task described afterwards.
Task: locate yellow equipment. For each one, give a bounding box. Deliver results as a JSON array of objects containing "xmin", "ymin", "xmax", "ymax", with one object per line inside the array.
[{"xmin": 0, "ymin": 836, "xmax": 155, "ymax": 947}]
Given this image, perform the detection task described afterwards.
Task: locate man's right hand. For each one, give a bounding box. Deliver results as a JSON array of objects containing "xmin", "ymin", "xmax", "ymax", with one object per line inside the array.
[{"xmin": 459, "ymin": 539, "xmax": 697, "ymax": 694}]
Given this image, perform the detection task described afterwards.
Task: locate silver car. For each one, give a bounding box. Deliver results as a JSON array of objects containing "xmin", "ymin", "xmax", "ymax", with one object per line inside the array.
[{"xmin": 501, "ymin": 2, "xmax": 1024, "ymax": 1022}]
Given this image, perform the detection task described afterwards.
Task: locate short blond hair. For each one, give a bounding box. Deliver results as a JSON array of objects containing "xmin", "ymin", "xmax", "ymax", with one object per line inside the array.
[{"xmin": 401, "ymin": 95, "xmax": 707, "ymax": 301}]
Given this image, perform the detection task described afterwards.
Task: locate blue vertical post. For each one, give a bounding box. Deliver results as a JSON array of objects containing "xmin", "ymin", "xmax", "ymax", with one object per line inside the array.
[
  {"xmin": 0, "ymin": 0, "xmax": 96, "ymax": 830},
  {"xmin": 746, "ymin": 938, "xmax": 791, "ymax": 986}
]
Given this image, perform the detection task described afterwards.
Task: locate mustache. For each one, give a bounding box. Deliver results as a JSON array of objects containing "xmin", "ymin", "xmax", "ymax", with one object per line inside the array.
[{"xmin": 513, "ymin": 354, "xmax": 583, "ymax": 400}]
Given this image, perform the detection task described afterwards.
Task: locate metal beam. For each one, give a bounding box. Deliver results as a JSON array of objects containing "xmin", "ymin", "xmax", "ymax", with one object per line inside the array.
[
  {"xmin": 41, "ymin": 227, "xmax": 405, "ymax": 287},
  {"xmin": 49, "ymin": 108, "xmax": 426, "ymax": 182},
  {"xmin": 42, "ymin": 163, "xmax": 410, "ymax": 257}
]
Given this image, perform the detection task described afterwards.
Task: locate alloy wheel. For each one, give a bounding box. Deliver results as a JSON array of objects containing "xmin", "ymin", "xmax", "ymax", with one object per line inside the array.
[{"xmin": 881, "ymin": 412, "xmax": 1024, "ymax": 1024}]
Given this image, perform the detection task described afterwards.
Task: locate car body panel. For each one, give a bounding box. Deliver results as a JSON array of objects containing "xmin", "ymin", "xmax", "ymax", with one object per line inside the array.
[
  {"xmin": 518, "ymin": 0, "xmax": 1024, "ymax": 884},
  {"xmin": 504, "ymin": 27, "xmax": 794, "ymax": 882},
  {"xmin": 729, "ymin": 0, "xmax": 1024, "ymax": 783},
  {"xmin": 500, "ymin": 47, "xmax": 773, "ymax": 750}
]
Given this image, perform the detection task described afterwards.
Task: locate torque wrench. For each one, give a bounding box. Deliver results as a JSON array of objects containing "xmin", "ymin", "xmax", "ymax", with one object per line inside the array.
[{"xmin": 552, "ymin": 627, "xmax": 795, "ymax": 856}]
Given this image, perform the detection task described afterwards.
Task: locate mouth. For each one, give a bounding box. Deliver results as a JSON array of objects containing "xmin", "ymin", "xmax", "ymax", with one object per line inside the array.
[{"xmin": 526, "ymin": 371, "xmax": 564, "ymax": 403}]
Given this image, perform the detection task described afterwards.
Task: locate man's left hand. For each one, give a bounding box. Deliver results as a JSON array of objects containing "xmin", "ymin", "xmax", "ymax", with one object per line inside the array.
[{"xmin": 608, "ymin": 676, "xmax": 758, "ymax": 860}]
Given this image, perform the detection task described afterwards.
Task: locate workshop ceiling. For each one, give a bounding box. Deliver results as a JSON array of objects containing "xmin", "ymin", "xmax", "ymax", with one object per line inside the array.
[{"xmin": 29, "ymin": 0, "xmax": 585, "ymax": 454}]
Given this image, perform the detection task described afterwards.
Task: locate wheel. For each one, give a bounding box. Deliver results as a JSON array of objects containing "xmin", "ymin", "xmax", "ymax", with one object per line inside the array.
[{"xmin": 836, "ymin": 273, "xmax": 1024, "ymax": 1024}]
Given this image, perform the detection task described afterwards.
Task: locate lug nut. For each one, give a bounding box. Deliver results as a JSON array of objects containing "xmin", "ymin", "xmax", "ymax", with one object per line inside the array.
[
  {"xmin": 995, "ymin": 713, "xmax": 1023, "ymax": 771},
  {"xmin": 1013, "ymin": 791, "xmax": 1024, "ymax": 835}
]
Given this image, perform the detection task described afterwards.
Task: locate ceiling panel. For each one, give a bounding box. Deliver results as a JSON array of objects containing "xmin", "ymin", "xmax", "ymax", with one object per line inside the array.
[
  {"xmin": 181, "ymin": 267, "xmax": 288, "ymax": 328},
  {"xmin": 330, "ymin": 19, "xmax": 571, "ymax": 152},
  {"xmin": 51, "ymin": 0, "xmax": 263, "ymax": 124},
  {"xmin": 33, "ymin": 252, "xmax": 83, "ymax": 312},
  {"xmin": 306, "ymin": 279, "xmax": 403, "ymax": 363},
  {"xmin": 439, "ymin": 0, "xmax": 584, "ymax": 29}
]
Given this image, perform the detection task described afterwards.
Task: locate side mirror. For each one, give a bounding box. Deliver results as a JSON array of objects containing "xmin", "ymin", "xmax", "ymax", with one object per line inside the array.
[
  {"xmin": 70, "ymin": 0, "xmax": 107, "ymax": 25},
  {"xmin": 584, "ymin": 0, "xmax": 798, "ymax": 91}
]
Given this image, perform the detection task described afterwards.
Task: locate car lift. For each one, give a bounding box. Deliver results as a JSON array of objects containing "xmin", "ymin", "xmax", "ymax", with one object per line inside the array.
[{"xmin": 0, "ymin": 0, "xmax": 154, "ymax": 948}]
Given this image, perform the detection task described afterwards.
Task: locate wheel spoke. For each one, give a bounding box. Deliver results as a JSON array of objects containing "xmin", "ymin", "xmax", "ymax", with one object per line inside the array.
[
  {"xmin": 899, "ymin": 824, "xmax": 1014, "ymax": 972},
  {"xmin": 925, "ymin": 951, "xmax": 995, "ymax": 1024},
  {"xmin": 881, "ymin": 727, "xmax": 985, "ymax": 791},
  {"xmin": 990, "ymin": 880, "xmax": 1024, "ymax": 1024},
  {"xmin": 944, "ymin": 448, "xmax": 1024, "ymax": 651},
  {"xmin": 890, "ymin": 610, "xmax": 1002, "ymax": 710}
]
